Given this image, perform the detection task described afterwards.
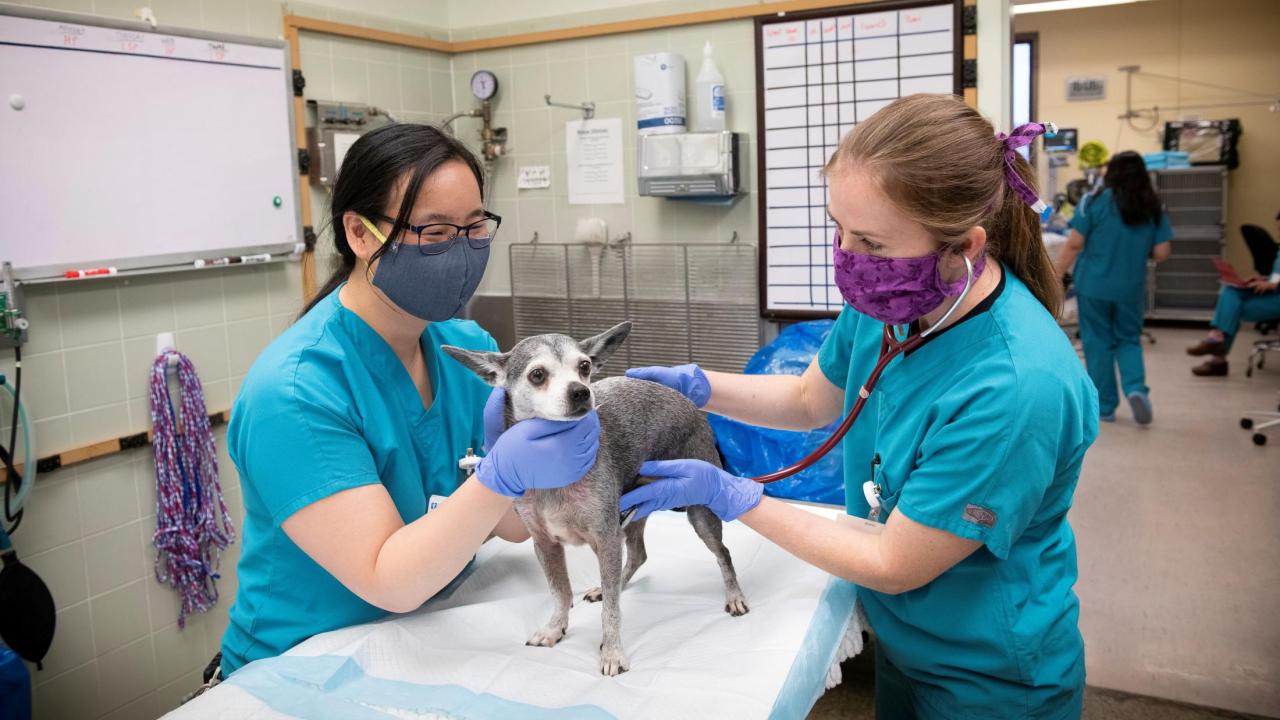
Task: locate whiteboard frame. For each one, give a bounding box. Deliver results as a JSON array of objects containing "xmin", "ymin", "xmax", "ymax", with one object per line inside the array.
[
  {"xmin": 754, "ymin": 0, "xmax": 964, "ymax": 320},
  {"xmin": 0, "ymin": 4, "xmax": 304, "ymax": 283}
]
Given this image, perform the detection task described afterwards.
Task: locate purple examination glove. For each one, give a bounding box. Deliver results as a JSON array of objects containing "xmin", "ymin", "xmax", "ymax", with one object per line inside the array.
[
  {"xmin": 481, "ymin": 387, "xmax": 506, "ymax": 453},
  {"xmin": 620, "ymin": 459, "xmax": 763, "ymax": 522},
  {"xmin": 624, "ymin": 364, "xmax": 711, "ymax": 408},
  {"xmin": 475, "ymin": 411, "xmax": 600, "ymax": 497}
]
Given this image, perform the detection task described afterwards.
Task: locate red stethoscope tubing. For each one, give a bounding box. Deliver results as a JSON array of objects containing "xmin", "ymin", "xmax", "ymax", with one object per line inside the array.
[
  {"xmin": 748, "ymin": 254, "xmax": 977, "ymax": 485},
  {"xmin": 749, "ymin": 325, "xmax": 924, "ymax": 484}
]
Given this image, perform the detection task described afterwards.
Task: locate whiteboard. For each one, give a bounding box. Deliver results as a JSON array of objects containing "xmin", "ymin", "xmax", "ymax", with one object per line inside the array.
[
  {"xmin": 755, "ymin": 1, "xmax": 960, "ymax": 318},
  {"xmin": 0, "ymin": 6, "xmax": 301, "ymax": 281}
]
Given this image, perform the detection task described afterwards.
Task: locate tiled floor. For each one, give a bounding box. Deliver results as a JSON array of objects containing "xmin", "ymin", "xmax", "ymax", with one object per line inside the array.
[
  {"xmin": 811, "ymin": 640, "xmax": 1272, "ymax": 719},
  {"xmin": 809, "ymin": 324, "xmax": 1280, "ymax": 718}
]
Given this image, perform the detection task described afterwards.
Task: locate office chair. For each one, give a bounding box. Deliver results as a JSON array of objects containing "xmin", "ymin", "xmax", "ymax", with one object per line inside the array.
[
  {"xmin": 1239, "ymin": 224, "xmax": 1280, "ymax": 377},
  {"xmin": 1240, "ymin": 393, "xmax": 1280, "ymax": 446}
]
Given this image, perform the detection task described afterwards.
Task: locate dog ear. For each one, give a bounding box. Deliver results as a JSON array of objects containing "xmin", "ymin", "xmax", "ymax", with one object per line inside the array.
[
  {"xmin": 578, "ymin": 321, "xmax": 632, "ymax": 371},
  {"xmin": 441, "ymin": 345, "xmax": 509, "ymax": 386}
]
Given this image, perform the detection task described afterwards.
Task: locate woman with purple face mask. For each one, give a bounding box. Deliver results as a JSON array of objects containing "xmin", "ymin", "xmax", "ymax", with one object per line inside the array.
[{"xmin": 623, "ymin": 95, "xmax": 1097, "ymax": 720}]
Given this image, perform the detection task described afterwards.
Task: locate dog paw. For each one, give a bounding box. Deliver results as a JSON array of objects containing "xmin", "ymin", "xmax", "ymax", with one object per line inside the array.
[
  {"xmin": 525, "ymin": 626, "xmax": 566, "ymax": 647},
  {"xmin": 583, "ymin": 587, "xmax": 603, "ymax": 603},
  {"xmin": 599, "ymin": 647, "xmax": 630, "ymax": 676},
  {"xmin": 725, "ymin": 595, "xmax": 750, "ymax": 617}
]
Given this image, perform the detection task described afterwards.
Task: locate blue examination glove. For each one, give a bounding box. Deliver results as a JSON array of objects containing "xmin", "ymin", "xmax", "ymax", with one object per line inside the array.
[
  {"xmin": 475, "ymin": 411, "xmax": 600, "ymax": 497},
  {"xmin": 481, "ymin": 387, "xmax": 506, "ymax": 453},
  {"xmin": 620, "ymin": 459, "xmax": 763, "ymax": 522},
  {"xmin": 623, "ymin": 364, "xmax": 711, "ymax": 408}
]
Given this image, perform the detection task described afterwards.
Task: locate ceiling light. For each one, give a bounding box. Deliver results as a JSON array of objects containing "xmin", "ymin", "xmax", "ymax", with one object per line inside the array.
[{"xmin": 1013, "ymin": 0, "xmax": 1155, "ymax": 15}]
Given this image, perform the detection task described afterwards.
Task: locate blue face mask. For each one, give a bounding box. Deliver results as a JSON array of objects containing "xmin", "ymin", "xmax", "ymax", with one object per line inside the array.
[{"xmin": 359, "ymin": 215, "xmax": 491, "ymax": 322}]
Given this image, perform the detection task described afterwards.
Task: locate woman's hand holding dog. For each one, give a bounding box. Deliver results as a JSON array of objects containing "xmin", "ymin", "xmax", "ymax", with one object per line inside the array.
[
  {"xmin": 625, "ymin": 364, "xmax": 712, "ymax": 408},
  {"xmin": 620, "ymin": 459, "xmax": 763, "ymax": 522},
  {"xmin": 476, "ymin": 399, "xmax": 600, "ymax": 497}
]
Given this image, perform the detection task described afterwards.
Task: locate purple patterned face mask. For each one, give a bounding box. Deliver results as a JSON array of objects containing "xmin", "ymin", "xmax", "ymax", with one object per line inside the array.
[{"xmin": 832, "ymin": 231, "xmax": 985, "ymax": 325}]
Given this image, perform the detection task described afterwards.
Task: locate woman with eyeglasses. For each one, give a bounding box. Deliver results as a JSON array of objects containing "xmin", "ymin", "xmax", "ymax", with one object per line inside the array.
[{"xmin": 215, "ymin": 124, "xmax": 600, "ymax": 679}]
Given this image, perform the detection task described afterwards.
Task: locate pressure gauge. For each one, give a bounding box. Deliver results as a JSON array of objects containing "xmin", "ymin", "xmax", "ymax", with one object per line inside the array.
[{"xmin": 470, "ymin": 70, "xmax": 498, "ymax": 101}]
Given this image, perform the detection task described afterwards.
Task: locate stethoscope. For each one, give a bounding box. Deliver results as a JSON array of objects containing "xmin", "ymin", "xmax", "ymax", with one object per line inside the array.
[
  {"xmin": 618, "ymin": 254, "xmax": 981, "ymax": 527},
  {"xmin": 749, "ymin": 254, "xmax": 979, "ymax": 485}
]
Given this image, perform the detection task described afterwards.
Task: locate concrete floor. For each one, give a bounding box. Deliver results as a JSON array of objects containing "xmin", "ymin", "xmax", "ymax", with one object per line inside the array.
[{"xmin": 808, "ymin": 325, "xmax": 1280, "ymax": 718}]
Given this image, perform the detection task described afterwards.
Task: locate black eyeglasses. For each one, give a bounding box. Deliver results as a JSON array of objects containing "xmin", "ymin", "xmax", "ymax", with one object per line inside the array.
[{"xmin": 373, "ymin": 210, "xmax": 502, "ymax": 255}]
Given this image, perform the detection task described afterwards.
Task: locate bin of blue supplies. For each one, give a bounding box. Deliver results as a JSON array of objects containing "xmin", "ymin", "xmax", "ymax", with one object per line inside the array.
[
  {"xmin": 0, "ymin": 642, "xmax": 32, "ymax": 720},
  {"xmin": 709, "ymin": 320, "xmax": 845, "ymax": 505}
]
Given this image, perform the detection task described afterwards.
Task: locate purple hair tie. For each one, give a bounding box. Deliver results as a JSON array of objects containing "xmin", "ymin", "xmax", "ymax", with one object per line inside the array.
[{"xmin": 996, "ymin": 121, "xmax": 1057, "ymax": 221}]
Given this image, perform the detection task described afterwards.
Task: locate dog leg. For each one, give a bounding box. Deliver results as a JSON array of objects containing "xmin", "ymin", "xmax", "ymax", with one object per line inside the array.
[
  {"xmin": 584, "ymin": 517, "xmax": 648, "ymax": 602},
  {"xmin": 621, "ymin": 517, "xmax": 649, "ymax": 586},
  {"xmin": 686, "ymin": 506, "xmax": 750, "ymax": 616},
  {"xmin": 591, "ymin": 530, "xmax": 629, "ymax": 675},
  {"xmin": 526, "ymin": 535, "xmax": 573, "ymax": 648}
]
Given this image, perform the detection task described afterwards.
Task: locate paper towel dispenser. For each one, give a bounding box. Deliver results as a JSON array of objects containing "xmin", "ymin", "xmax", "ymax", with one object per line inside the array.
[{"xmin": 637, "ymin": 131, "xmax": 741, "ymax": 197}]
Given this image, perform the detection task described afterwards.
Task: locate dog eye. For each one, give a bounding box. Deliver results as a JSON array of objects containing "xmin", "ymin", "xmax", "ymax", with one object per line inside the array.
[
  {"xmin": 528, "ymin": 368, "xmax": 546, "ymax": 386},
  {"xmin": 578, "ymin": 360, "xmax": 592, "ymax": 376}
]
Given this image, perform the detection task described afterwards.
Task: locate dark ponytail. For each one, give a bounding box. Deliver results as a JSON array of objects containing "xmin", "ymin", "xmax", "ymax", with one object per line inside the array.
[
  {"xmin": 299, "ymin": 123, "xmax": 485, "ymax": 318},
  {"xmin": 1103, "ymin": 151, "xmax": 1162, "ymax": 226}
]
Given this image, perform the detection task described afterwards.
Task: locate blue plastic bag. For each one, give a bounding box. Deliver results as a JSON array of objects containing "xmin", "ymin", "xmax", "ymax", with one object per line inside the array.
[
  {"xmin": 709, "ymin": 320, "xmax": 844, "ymax": 505},
  {"xmin": 0, "ymin": 641, "xmax": 31, "ymax": 720}
]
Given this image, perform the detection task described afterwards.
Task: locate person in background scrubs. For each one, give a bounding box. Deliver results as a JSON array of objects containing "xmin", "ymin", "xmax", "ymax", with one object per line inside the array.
[
  {"xmin": 1053, "ymin": 151, "xmax": 1171, "ymax": 424},
  {"xmin": 622, "ymin": 95, "xmax": 1096, "ymax": 719},
  {"xmin": 1185, "ymin": 210, "xmax": 1280, "ymax": 375},
  {"xmin": 218, "ymin": 125, "xmax": 600, "ymax": 678}
]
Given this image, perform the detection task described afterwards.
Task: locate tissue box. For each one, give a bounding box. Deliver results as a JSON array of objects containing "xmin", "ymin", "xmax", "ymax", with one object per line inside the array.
[{"xmin": 637, "ymin": 131, "xmax": 741, "ymax": 197}]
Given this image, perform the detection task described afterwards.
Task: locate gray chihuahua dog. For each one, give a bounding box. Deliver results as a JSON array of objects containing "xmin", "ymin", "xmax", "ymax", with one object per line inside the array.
[{"xmin": 443, "ymin": 321, "xmax": 749, "ymax": 676}]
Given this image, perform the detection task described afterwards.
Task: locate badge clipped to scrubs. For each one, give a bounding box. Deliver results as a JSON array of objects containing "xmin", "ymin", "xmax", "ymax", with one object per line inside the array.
[
  {"xmin": 0, "ymin": 530, "xmax": 56, "ymax": 670},
  {"xmin": 863, "ymin": 481, "xmax": 882, "ymax": 522}
]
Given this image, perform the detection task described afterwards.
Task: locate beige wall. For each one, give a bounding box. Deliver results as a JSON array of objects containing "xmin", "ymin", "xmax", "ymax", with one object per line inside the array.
[
  {"xmin": 0, "ymin": 2, "xmax": 452, "ymax": 719},
  {"xmin": 1019, "ymin": 1, "xmax": 1280, "ymax": 713},
  {"xmin": 1016, "ymin": 0, "xmax": 1280, "ymax": 272}
]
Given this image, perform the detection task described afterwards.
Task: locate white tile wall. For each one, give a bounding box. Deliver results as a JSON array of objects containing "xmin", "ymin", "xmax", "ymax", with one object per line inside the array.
[
  {"xmin": 2, "ymin": 1, "xmax": 451, "ymax": 718},
  {"xmin": 449, "ymin": 20, "xmax": 760, "ymax": 297}
]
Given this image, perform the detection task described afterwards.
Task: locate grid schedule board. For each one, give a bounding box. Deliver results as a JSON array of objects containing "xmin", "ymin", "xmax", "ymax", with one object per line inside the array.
[{"xmin": 755, "ymin": 1, "xmax": 962, "ymax": 319}]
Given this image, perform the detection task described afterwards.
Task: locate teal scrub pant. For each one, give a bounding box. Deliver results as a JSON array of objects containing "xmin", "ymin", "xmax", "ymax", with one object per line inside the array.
[
  {"xmin": 873, "ymin": 646, "xmax": 1083, "ymax": 720},
  {"xmin": 875, "ymin": 648, "xmax": 919, "ymax": 718},
  {"xmin": 1077, "ymin": 295, "xmax": 1147, "ymax": 416},
  {"xmin": 1211, "ymin": 286, "xmax": 1280, "ymax": 352}
]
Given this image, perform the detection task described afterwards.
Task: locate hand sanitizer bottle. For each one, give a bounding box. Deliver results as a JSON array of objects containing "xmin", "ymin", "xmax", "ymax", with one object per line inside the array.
[{"xmin": 694, "ymin": 41, "xmax": 726, "ymax": 132}]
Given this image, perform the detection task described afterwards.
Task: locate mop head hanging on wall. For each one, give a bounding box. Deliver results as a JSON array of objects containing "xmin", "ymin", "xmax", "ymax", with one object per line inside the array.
[{"xmin": 149, "ymin": 350, "xmax": 236, "ymax": 628}]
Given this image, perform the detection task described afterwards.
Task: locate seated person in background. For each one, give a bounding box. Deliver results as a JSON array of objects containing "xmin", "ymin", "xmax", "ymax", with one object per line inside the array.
[
  {"xmin": 1187, "ymin": 212, "xmax": 1280, "ymax": 376},
  {"xmin": 1055, "ymin": 151, "xmax": 1171, "ymax": 424}
]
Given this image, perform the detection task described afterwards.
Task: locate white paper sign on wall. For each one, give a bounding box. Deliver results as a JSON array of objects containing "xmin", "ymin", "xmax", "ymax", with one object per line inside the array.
[
  {"xmin": 1066, "ymin": 76, "xmax": 1106, "ymax": 102},
  {"xmin": 517, "ymin": 165, "xmax": 551, "ymax": 189}
]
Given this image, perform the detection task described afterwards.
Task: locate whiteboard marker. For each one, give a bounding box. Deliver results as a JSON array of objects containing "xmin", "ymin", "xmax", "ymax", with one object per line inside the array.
[
  {"xmin": 193, "ymin": 256, "xmax": 240, "ymax": 268},
  {"xmin": 239, "ymin": 253, "xmax": 272, "ymax": 264},
  {"xmin": 65, "ymin": 267, "xmax": 117, "ymax": 278}
]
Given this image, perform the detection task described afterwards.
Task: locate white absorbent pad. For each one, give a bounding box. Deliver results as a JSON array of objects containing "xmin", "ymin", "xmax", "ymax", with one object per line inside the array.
[{"xmin": 168, "ymin": 506, "xmax": 863, "ymax": 720}]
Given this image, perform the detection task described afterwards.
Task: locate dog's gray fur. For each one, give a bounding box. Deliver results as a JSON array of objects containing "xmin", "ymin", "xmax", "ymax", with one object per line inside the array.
[{"xmin": 443, "ymin": 322, "xmax": 748, "ymax": 676}]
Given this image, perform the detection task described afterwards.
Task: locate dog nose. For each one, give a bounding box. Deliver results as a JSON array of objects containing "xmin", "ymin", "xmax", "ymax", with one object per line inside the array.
[{"xmin": 568, "ymin": 383, "xmax": 591, "ymax": 409}]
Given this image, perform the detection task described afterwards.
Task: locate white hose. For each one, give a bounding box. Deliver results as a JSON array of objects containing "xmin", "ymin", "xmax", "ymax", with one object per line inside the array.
[{"xmin": 2, "ymin": 381, "xmax": 35, "ymax": 524}]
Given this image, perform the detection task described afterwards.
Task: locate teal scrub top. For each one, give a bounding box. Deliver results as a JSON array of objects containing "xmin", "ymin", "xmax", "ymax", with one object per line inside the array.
[
  {"xmin": 1068, "ymin": 189, "xmax": 1173, "ymax": 303},
  {"xmin": 818, "ymin": 269, "xmax": 1099, "ymax": 719},
  {"xmin": 220, "ymin": 288, "xmax": 495, "ymax": 676}
]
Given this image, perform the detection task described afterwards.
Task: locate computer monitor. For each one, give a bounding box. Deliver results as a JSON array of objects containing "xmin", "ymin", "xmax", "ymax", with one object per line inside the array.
[{"xmin": 1043, "ymin": 128, "xmax": 1078, "ymax": 154}]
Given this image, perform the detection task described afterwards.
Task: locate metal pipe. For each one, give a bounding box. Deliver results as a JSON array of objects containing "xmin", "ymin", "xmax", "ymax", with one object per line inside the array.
[{"xmin": 440, "ymin": 109, "xmax": 482, "ymax": 131}]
